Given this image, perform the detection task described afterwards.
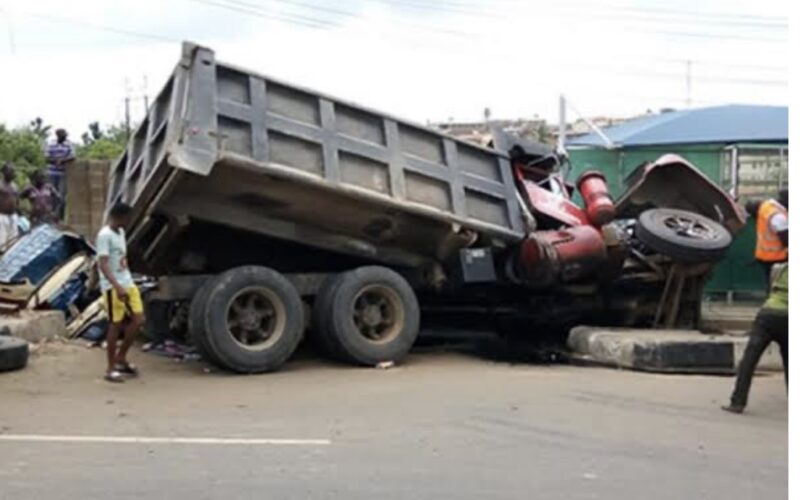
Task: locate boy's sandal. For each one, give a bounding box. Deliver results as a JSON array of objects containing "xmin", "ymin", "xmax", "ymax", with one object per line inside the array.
[
  {"xmin": 115, "ymin": 362, "xmax": 139, "ymax": 377},
  {"xmin": 104, "ymin": 370, "xmax": 125, "ymax": 383}
]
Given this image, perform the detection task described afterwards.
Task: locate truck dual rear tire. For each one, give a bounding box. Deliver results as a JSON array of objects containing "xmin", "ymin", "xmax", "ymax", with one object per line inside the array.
[
  {"xmin": 313, "ymin": 266, "xmax": 420, "ymax": 366},
  {"xmin": 635, "ymin": 208, "xmax": 732, "ymax": 263},
  {"xmin": 190, "ymin": 266, "xmax": 304, "ymax": 373}
]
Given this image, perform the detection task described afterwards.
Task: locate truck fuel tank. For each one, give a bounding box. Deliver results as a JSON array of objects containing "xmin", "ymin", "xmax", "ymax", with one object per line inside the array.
[{"xmin": 513, "ymin": 225, "xmax": 608, "ymax": 287}]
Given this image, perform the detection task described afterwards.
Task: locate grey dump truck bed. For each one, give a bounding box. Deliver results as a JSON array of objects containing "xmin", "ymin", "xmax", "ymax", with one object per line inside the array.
[{"xmin": 110, "ymin": 42, "xmax": 524, "ymax": 274}]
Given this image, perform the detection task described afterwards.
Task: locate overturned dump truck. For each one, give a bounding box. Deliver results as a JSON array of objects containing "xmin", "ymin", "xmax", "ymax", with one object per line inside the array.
[{"xmin": 111, "ymin": 42, "xmax": 746, "ymax": 373}]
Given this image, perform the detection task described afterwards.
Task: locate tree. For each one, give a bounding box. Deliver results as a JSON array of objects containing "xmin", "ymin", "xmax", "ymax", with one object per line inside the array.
[
  {"xmin": 77, "ymin": 122, "xmax": 130, "ymax": 161},
  {"xmin": 29, "ymin": 117, "xmax": 51, "ymax": 141},
  {"xmin": 535, "ymin": 121, "xmax": 553, "ymax": 145},
  {"xmin": 0, "ymin": 124, "xmax": 46, "ymax": 177}
]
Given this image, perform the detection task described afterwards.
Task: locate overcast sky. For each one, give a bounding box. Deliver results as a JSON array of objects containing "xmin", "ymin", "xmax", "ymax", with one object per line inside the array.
[{"xmin": 0, "ymin": 0, "xmax": 788, "ymax": 138}]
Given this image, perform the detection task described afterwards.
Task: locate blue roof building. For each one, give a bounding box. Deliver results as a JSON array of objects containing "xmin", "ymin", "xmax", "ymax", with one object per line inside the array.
[
  {"xmin": 568, "ymin": 104, "xmax": 788, "ymax": 148},
  {"xmin": 567, "ymin": 104, "xmax": 788, "ymax": 297}
]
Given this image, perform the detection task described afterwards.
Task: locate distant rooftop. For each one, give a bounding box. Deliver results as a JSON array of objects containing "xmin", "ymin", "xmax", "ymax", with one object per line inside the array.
[{"xmin": 568, "ymin": 104, "xmax": 788, "ymax": 148}]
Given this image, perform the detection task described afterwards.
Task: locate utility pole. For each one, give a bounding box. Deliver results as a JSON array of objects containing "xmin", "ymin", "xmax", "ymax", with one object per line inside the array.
[
  {"xmin": 124, "ymin": 78, "xmax": 132, "ymax": 140},
  {"xmin": 685, "ymin": 60, "xmax": 693, "ymax": 108},
  {"xmin": 4, "ymin": 7, "xmax": 16, "ymax": 55},
  {"xmin": 142, "ymin": 75, "xmax": 150, "ymax": 113}
]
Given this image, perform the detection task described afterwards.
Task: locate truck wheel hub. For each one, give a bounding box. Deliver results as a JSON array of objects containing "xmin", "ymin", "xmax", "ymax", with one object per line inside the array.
[{"xmin": 352, "ymin": 285, "xmax": 404, "ymax": 343}]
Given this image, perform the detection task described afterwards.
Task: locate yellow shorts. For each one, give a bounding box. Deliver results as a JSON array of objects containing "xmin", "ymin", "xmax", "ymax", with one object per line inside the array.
[{"xmin": 103, "ymin": 286, "xmax": 144, "ymax": 323}]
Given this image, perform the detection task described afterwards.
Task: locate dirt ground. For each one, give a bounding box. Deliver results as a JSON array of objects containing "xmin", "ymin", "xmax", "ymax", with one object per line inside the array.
[{"xmin": 0, "ymin": 337, "xmax": 788, "ymax": 500}]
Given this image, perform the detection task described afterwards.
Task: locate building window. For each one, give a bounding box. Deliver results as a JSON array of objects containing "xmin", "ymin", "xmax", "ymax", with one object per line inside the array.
[{"xmin": 735, "ymin": 147, "xmax": 788, "ymax": 201}]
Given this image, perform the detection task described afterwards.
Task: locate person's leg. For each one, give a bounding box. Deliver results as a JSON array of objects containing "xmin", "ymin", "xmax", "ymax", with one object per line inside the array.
[
  {"xmin": 106, "ymin": 322, "xmax": 122, "ymax": 371},
  {"xmin": 49, "ymin": 171, "xmax": 66, "ymax": 220},
  {"xmin": 775, "ymin": 328, "xmax": 789, "ymax": 391},
  {"xmin": 115, "ymin": 312, "xmax": 144, "ymax": 367},
  {"xmin": 726, "ymin": 313, "xmax": 772, "ymax": 411},
  {"xmin": 114, "ymin": 287, "xmax": 145, "ymax": 371},
  {"xmin": 104, "ymin": 290, "xmax": 126, "ymax": 382}
]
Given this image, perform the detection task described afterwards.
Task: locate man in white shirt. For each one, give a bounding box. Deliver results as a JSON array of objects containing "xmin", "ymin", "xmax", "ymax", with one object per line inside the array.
[{"xmin": 96, "ymin": 202, "xmax": 145, "ymax": 383}]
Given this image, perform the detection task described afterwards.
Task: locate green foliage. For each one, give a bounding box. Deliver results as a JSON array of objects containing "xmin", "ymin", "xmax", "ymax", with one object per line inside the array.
[
  {"xmin": 1, "ymin": 117, "xmax": 131, "ymax": 183},
  {"xmin": 77, "ymin": 122, "xmax": 129, "ymax": 161},
  {"xmin": 29, "ymin": 117, "xmax": 51, "ymax": 141},
  {"xmin": 0, "ymin": 123, "xmax": 46, "ymax": 177}
]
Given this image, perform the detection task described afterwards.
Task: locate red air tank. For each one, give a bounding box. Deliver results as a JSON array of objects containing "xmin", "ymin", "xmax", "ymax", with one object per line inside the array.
[
  {"xmin": 515, "ymin": 225, "xmax": 608, "ymax": 287},
  {"xmin": 576, "ymin": 171, "xmax": 615, "ymax": 227}
]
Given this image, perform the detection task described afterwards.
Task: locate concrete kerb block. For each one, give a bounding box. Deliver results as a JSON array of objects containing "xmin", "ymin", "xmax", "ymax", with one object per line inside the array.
[
  {"xmin": 568, "ymin": 326, "xmax": 782, "ymax": 375},
  {"xmin": 0, "ymin": 311, "xmax": 67, "ymax": 343}
]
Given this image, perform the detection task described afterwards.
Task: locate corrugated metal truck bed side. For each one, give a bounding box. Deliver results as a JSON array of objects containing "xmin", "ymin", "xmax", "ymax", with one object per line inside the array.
[{"xmin": 107, "ymin": 42, "xmax": 524, "ymax": 272}]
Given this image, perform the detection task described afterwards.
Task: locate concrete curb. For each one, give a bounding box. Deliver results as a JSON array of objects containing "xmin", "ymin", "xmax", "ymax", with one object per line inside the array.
[
  {"xmin": 568, "ymin": 326, "xmax": 782, "ymax": 375},
  {"xmin": 0, "ymin": 311, "xmax": 66, "ymax": 343}
]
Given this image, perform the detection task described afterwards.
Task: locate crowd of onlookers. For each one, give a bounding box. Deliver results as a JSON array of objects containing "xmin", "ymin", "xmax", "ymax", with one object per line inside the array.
[{"xmin": 0, "ymin": 128, "xmax": 74, "ymax": 248}]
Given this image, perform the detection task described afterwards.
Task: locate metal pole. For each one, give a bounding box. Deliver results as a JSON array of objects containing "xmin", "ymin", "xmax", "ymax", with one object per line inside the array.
[
  {"xmin": 557, "ymin": 94, "xmax": 566, "ymax": 155},
  {"xmin": 143, "ymin": 75, "xmax": 150, "ymax": 114},
  {"xmin": 124, "ymin": 77, "xmax": 132, "ymax": 140},
  {"xmin": 124, "ymin": 97, "xmax": 131, "ymax": 141},
  {"xmin": 685, "ymin": 60, "xmax": 692, "ymax": 107},
  {"xmin": 566, "ymin": 99, "xmax": 615, "ymax": 149},
  {"xmin": 730, "ymin": 146, "xmax": 739, "ymax": 197}
]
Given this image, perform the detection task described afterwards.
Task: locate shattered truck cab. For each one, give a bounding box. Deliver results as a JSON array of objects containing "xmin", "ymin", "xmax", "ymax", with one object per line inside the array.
[{"xmin": 109, "ymin": 42, "xmax": 744, "ymax": 373}]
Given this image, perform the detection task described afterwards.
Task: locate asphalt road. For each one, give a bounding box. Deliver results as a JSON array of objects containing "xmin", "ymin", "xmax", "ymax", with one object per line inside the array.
[{"xmin": 0, "ymin": 339, "xmax": 787, "ymax": 500}]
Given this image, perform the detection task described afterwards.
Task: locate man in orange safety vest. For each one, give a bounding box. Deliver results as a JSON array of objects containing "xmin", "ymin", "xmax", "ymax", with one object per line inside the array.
[{"xmin": 746, "ymin": 188, "xmax": 788, "ymax": 292}]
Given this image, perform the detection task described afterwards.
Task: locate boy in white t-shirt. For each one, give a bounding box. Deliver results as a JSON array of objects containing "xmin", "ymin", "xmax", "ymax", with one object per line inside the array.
[{"xmin": 96, "ymin": 202, "xmax": 145, "ymax": 383}]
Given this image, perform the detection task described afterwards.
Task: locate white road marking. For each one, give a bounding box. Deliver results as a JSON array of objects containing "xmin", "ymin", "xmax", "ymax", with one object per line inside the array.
[{"xmin": 0, "ymin": 434, "xmax": 331, "ymax": 446}]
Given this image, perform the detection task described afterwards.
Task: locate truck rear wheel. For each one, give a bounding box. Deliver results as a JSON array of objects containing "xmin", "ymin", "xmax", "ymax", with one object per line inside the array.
[
  {"xmin": 315, "ymin": 266, "xmax": 419, "ymax": 366},
  {"xmin": 199, "ymin": 266, "xmax": 304, "ymax": 373},
  {"xmin": 636, "ymin": 208, "xmax": 732, "ymax": 262},
  {"xmin": 188, "ymin": 277, "xmax": 222, "ymax": 366},
  {"xmin": 310, "ymin": 275, "xmax": 347, "ymax": 360}
]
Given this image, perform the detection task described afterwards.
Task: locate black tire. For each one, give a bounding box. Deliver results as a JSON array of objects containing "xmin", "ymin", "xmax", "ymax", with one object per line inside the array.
[
  {"xmin": 188, "ymin": 277, "xmax": 222, "ymax": 366},
  {"xmin": 200, "ymin": 266, "xmax": 304, "ymax": 373},
  {"xmin": 310, "ymin": 274, "xmax": 347, "ymax": 361},
  {"xmin": 0, "ymin": 336, "xmax": 29, "ymax": 372},
  {"xmin": 636, "ymin": 208, "xmax": 732, "ymax": 262},
  {"xmin": 316, "ymin": 266, "xmax": 420, "ymax": 366}
]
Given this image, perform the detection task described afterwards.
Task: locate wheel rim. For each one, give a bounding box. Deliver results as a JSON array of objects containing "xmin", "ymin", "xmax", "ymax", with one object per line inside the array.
[
  {"xmin": 351, "ymin": 285, "xmax": 404, "ymax": 344},
  {"xmin": 660, "ymin": 213, "xmax": 720, "ymax": 241},
  {"xmin": 225, "ymin": 287, "xmax": 286, "ymax": 351}
]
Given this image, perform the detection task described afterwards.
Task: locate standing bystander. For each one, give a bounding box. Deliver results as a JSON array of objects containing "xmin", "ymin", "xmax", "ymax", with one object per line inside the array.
[
  {"xmin": 44, "ymin": 128, "xmax": 75, "ymax": 219},
  {"xmin": 96, "ymin": 202, "xmax": 145, "ymax": 383},
  {"xmin": 723, "ymin": 194, "xmax": 788, "ymax": 414},
  {"xmin": 20, "ymin": 170, "xmax": 63, "ymax": 226},
  {"xmin": 0, "ymin": 162, "xmax": 19, "ymax": 247},
  {"xmin": 745, "ymin": 189, "xmax": 788, "ymax": 292}
]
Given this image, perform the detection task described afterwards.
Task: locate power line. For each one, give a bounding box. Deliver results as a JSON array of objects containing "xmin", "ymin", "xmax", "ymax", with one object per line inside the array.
[
  {"xmin": 15, "ymin": 11, "xmax": 181, "ymax": 44},
  {"xmin": 4, "ymin": 3, "xmax": 788, "ymax": 91},
  {"xmin": 588, "ymin": 1, "xmax": 786, "ymax": 25},
  {"xmin": 557, "ymin": 8, "xmax": 787, "ymax": 31},
  {"xmin": 247, "ymin": 0, "xmax": 477, "ymax": 38},
  {"xmin": 377, "ymin": 0, "xmax": 787, "ymax": 32},
  {"xmin": 374, "ymin": 0, "xmax": 504, "ymax": 19},
  {"xmin": 652, "ymin": 57, "xmax": 786, "ymax": 73},
  {"xmin": 553, "ymin": 59, "xmax": 787, "ymax": 87},
  {"xmin": 189, "ymin": 0, "xmax": 337, "ymax": 29},
  {"xmin": 487, "ymin": 0, "xmax": 787, "ymax": 25}
]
